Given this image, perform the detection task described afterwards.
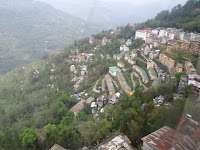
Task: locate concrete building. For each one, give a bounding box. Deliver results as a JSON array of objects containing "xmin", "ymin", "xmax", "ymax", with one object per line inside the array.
[
  {"xmin": 159, "ymin": 54, "xmax": 175, "ymax": 68},
  {"xmin": 124, "ymin": 52, "xmax": 130, "ymax": 61},
  {"xmin": 188, "ymin": 74, "xmax": 200, "ymax": 92},
  {"xmin": 70, "ymin": 65, "xmax": 76, "ymax": 73},
  {"xmin": 117, "ymin": 72, "xmax": 132, "ymax": 95},
  {"xmin": 149, "ymin": 50, "xmax": 160, "ymax": 60},
  {"xmin": 128, "ymin": 57, "xmax": 136, "ymax": 65},
  {"xmin": 176, "ymin": 63, "xmax": 184, "ymax": 72},
  {"xmin": 117, "ymin": 52, "xmax": 125, "ymax": 60},
  {"xmin": 109, "ymin": 66, "xmax": 121, "ymax": 77},
  {"xmin": 133, "ymin": 65, "xmax": 149, "ymax": 83},
  {"xmin": 120, "ymin": 45, "xmax": 129, "ymax": 52},
  {"xmin": 141, "ymin": 126, "xmax": 198, "ymax": 150},
  {"xmin": 117, "ymin": 61, "xmax": 125, "ymax": 68},
  {"xmin": 131, "ymin": 49, "xmax": 137, "ymax": 58},
  {"xmin": 105, "ymin": 74, "xmax": 115, "ymax": 95},
  {"xmin": 148, "ymin": 67, "xmax": 157, "ymax": 80},
  {"xmin": 185, "ymin": 61, "xmax": 197, "ymax": 75},
  {"xmin": 135, "ymin": 30, "xmax": 147, "ymax": 41},
  {"xmin": 91, "ymin": 134, "xmax": 133, "ymax": 150},
  {"xmin": 147, "ymin": 60, "xmax": 155, "ymax": 70}
]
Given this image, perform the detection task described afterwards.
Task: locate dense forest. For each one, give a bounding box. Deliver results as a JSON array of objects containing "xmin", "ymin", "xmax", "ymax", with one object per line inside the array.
[
  {"xmin": 142, "ymin": 0, "xmax": 200, "ymax": 32},
  {"xmin": 0, "ymin": 0, "xmax": 199, "ymax": 149}
]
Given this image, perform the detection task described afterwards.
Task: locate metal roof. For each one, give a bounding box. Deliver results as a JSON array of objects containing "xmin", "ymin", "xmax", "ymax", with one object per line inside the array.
[{"xmin": 141, "ymin": 126, "xmax": 197, "ymax": 150}]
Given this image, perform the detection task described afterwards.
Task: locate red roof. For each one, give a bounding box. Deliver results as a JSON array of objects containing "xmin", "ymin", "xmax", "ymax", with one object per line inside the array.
[
  {"xmin": 137, "ymin": 30, "xmax": 146, "ymax": 33},
  {"xmin": 178, "ymin": 114, "xmax": 185, "ymax": 126},
  {"xmin": 142, "ymin": 126, "xmax": 197, "ymax": 150},
  {"xmin": 191, "ymin": 127, "xmax": 200, "ymax": 142},
  {"xmin": 124, "ymin": 136, "xmax": 132, "ymax": 144}
]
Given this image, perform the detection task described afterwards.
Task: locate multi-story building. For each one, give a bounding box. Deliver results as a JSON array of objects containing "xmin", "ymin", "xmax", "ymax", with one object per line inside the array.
[
  {"xmin": 105, "ymin": 74, "xmax": 115, "ymax": 95},
  {"xmin": 135, "ymin": 30, "xmax": 148, "ymax": 41},
  {"xmin": 159, "ymin": 54, "xmax": 175, "ymax": 68},
  {"xmin": 117, "ymin": 72, "xmax": 132, "ymax": 95},
  {"xmin": 188, "ymin": 74, "xmax": 200, "ymax": 92},
  {"xmin": 148, "ymin": 67, "xmax": 157, "ymax": 80},
  {"xmin": 185, "ymin": 61, "xmax": 197, "ymax": 75},
  {"xmin": 147, "ymin": 60, "xmax": 154, "ymax": 69},
  {"xmin": 176, "ymin": 63, "xmax": 184, "ymax": 72},
  {"xmin": 117, "ymin": 61, "xmax": 125, "ymax": 68},
  {"xmin": 133, "ymin": 65, "xmax": 149, "ymax": 83},
  {"xmin": 128, "ymin": 57, "xmax": 136, "ymax": 65},
  {"xmin": 131, "ymin": 49, "xmax": 137, "ymax": 58}
]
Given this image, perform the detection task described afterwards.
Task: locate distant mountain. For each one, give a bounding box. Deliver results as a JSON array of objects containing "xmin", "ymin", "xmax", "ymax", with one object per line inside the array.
[{"xmin": 0, "ymin": 0, "xmax": 104, "ymax": 75}]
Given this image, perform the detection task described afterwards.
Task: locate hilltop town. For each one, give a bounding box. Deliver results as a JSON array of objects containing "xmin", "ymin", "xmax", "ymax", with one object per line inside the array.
[{"xmin": 67, "ymin": 27, "xmax": 200, "ymax": 119}]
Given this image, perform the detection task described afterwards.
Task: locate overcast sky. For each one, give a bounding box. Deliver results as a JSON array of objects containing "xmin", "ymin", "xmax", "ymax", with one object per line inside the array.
[{"xmin": 38, "ymin": 0, "xmax": 188, "ymax": 27}]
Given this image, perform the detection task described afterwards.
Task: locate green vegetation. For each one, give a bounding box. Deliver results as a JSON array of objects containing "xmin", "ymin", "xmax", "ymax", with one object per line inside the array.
[
  {"xmin": 0, "ymin": 0, "xmax": 104, "ymax": 75},
  {"xmin": 142, "ymin": 0, "xmax": 200, "ymax": 32},
  {"xmin": 0, "ymin": 0, "xmax": 199, "ymax": 149}
]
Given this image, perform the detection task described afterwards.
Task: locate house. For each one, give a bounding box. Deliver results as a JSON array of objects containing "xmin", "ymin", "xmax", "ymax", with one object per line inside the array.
[
  {"xmin": 120, "ymin": 45, "xmax": 129, "ymax": 52},
  {"xmin": 124, "ymin": 52, "xmax": 130, "ymax": 61},
  {"xmin": 108, "ymin": 94, "xmax": 119, "ymax": 104},
  {"xmin": 153, "ymin": 95, "xmax": 164, "ymax": 106},
  {"xmin": 159, "ymin": 54, "xmax": 175, "ymax": 68},
  {"xmin": 188, "ymin": 74, "xmax": 200, "ymax": 92},
  {"xmin": 149, "ymin": 50, "xmax": 160, "ymax": 60},
  {"xmin": 133, "ymin": 65, "xmax": 149, "ymax": 83},
  {"xmin": 131, "ymin": 49, "xmax": 137, "ymax": 58},
  {"xmin": 135, "ymin": 30, "xmax": 147, "ymax": 41},
  {"xmin": 159, "ymin": 29, "xmax": 168, "ymax": 37},
  {"xmin": 117, "ymin": 72, "xmax": 132, "ymax": 95},
  {"xmin": 91, "ymin": 134, "xmax": 133, "ymax": 150},
  {"xmin": 109, "ymin": 66, "xmax": 121, "ymax": 77},
  {"xmin": 117, "ymin": 52, "xmax": 125, "ymax": 60},
  {"xmin": 126, "ymin": 39, "xmax": 132, "ymax": 46},
  {"xmin": 144, "ymin": 44, "xmax": 151, "ymax": 55},
  {"xmin": 148, "ymin": 67, "xmax": 157, "ymax": 80},
  {"xmin": 177, "ymin": 75, "xmax": 188, "ymax": 95},
  {"xmin": 147, "ymin": 60, "xmax": 154, "ymax": 69},
  {"xmin": 89, "ymin": 37, "xmax": 94, "ymax": 44},
  {"xmin": 141, "ymin": 126, "xmax": 198, "ymax": 150},
  {"xmin": 117, "ymin": 61, "xmax": 125, "ymax": 68},
  {"xmin": 105, "ymin": 74, "xmax": 115, "ymax": 95},
  {"xmin": 70, "ymin": 99, "xmax": 85, "ymax": 113},
  {"xmin": 70, "ymin": 65, "xmax": 76, "ymax": 73},
  {"xmin": 49, "ymin": 144, "xmax": 67, "ymax": 150},
  {"xmin": 166, "ymin": 46, "xmax": 172, "ymax": 54},
  {"xmin": 128, "ymin": 57, "xmax": 136, "ymax": 65},
  {"xmin": 185, "ymin": 61, "xmax": 197, "ymax": 75},
  {"xmin": 176, "ymin": 63, "xmax": 184, "ymax": 72}
]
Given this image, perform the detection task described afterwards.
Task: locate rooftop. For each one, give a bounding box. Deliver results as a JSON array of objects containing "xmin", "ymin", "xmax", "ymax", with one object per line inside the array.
[
  {"xmin": 142, "ymin": 126, "xmax": 197, "ymax": 150},
  {"xmin": 91, "ymin": 134, "xmax": 133, "ymax": 150},
  {"xmin": 133, "ymin": 65, "xmax": 149, "ymax": 81},
  {"xmin": 109, "ymin": 66, "xmax": 121, "ymax": 73},
  {"xmin": 149, "ymin": 67, "xmax": 157, "ymax": 77}
]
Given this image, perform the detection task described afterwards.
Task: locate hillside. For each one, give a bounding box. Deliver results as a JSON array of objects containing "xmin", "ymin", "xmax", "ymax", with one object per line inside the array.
[
  {"xmin": 0, "ymin": 0, "xmax": 199, "ymax": 150},
  {"xmin": 0, "ymin": 0, "xmax": 104, "ymax": 75},
  {"xmin": 143, "ymin": 0, "xmax": 200, "ymax": 32}
]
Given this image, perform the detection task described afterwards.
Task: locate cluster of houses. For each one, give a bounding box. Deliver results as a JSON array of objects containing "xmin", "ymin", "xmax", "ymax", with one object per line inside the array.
[
  {"xmin": 136, "ymin": 27, "xmax": 200, "ymax": 53},
  {"xmin": 70, "ymin": 64, "xmax": 88, "ymax": 90}
]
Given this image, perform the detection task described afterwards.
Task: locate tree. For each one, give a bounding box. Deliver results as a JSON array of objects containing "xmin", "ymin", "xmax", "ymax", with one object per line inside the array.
[{"xmin": 20, "ymin": 129, "xmax": 38, "ymax": 150}]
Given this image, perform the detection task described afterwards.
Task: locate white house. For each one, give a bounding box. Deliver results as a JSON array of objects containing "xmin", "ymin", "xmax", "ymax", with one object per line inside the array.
[{"xmin": 135, "ymin": 30, "xmax": 147, "ymax": 41}]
